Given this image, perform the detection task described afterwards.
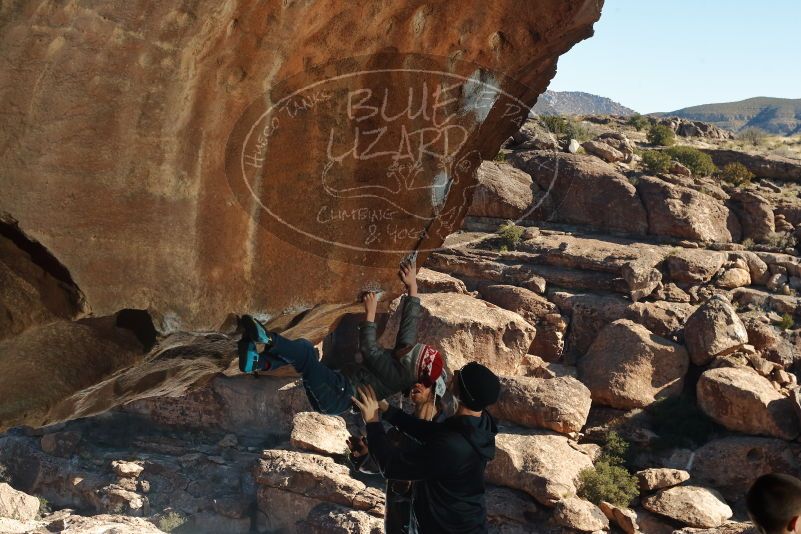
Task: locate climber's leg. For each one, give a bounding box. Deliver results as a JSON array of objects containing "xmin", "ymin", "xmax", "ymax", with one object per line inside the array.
[{"xmin": 266, "ymin": 333, "xmax": 354, "ymax": 415}]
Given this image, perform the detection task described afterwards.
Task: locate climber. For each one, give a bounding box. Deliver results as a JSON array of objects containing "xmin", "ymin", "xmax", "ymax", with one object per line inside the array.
[
  {"xmin": 350, "ymin": 362, "xmax": 501, "ymax": 534},
  {"xmin": 747, "ymin": 473, "xmax": 801, "ymax": 534},
  {"xmin": 347, "ymin": 377, "xmax": 447, "ymax": 534},
  {"xmin": 236, "ymin": 259, "xmax": 447, "ymax": 416}
]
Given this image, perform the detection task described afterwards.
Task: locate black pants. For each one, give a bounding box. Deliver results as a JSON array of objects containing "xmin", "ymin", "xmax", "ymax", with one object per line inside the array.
[{"xmin": 385, "ymin": 480, "xmax": 413, "ymax": 534}]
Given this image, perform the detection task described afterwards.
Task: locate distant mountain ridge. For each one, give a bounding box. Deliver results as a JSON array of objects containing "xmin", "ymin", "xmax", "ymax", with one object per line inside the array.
[
  {"xmin": 657, "ymin": 97, "xmax": 801, "ymax": 135},
  {"xmin": 533, "ymin": 90, "xmax": 637, "ymax": 116}
]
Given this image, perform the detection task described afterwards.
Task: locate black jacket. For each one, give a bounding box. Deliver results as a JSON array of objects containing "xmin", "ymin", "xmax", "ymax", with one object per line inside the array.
[{"xmin": 365, "ymin": 406, "xmax": 498, "ymax": 534}]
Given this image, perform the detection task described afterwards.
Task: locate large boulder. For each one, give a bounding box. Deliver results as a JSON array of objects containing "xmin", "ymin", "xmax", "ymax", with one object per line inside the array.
[
  {"xmin": 684, "ymin": 295, "xmax": 748, "ymax": 366},
  {"xmin": 697, "ymin": 367, "xmax": 800, "ymax": 440},
  {"xmin": 581, "ymin": 139, "xmax": 625, "ymax": 163},
  {"xmin": 557, "ymin": 292, "xmax": 629, "ymax": 362},
  {"xmin": 0, "ymin": 318, "xmax": 144, "ymax": 430},
  {"xmin": 621, "ymin": 259, "xmax": 662, "ymax": 302},
  {"xmin": 624, "ymin": 300, "xmax": 696, "ymax": 339},
  {"xmin": 716, "ymin": 267, "xmax": 751, "ymax": 289},
  {"xmin": 254, "ymin": 450, "xmax": 384, "ymax": 531},
  {"xmin": 743, "ymin": 316, "xmax": 797, "ymax": 367},
  {"xmin": 673, "ymin": 522, "xmax": 759, "ymax": 534},
  {"xmin": 692, "ymin": 436, "xmax": 801, "ymax": 501},
  {"xmin": 290, "ymin": 412, "xmax": 349, "ymax": 456},
  {"xmin": 298, "ymin": 503, "xmax": 384, "ymax": 534},
  {"xmin": 485, "ymin": 486, "xmax": 546, "ymax": 532},
  {"xmin": 507, "ymin": 151, "xmax": 649, "ymax": 235},
  {"xmin": 485, "ymin": 428, "xmax": 594, "ymax": 506},
  {"xmin": 637, "ymin": 176, "xmax": 738, "ymax": 243},
  {"xmin": 125, "ymin": 375, "xmax": 312, "ymax": 441},
  {"xmin": 598, "ymin": 501, "xmax": 639, "ymax": 534},
  {"xmin": 730, "ymin": 251, "xmax": 770, "ymax": 286},
  {"xmin": 577, "ymin": 319, "xmax": 689, "ymax": 409},
  {"xmin": 553, "ymin": 497, "xmax": 609, "ymax": 532},
  {"xmin": 466, "ymin": 161, "xmax": 535, "ymax": 220},
  {"xmin": 478, "ymin": 284, "xmax": 566, "ymax": 361},
  {"xmin": 0, "ymin": 0, "xmax": 603, "ymax": 430},
  {"xmin": 666, "ymin": 249, "xmax": 727, "ymax": 285},
  {"xmin": 636, "ymin": 468, "xmax": 691, "ymax": 492},
  {"xmin": 379, "ymin": 293, "xmax": 536, "ymax": 376},
  {"xmin": 701, "ymin": 149, "xmax": 801, "ymax": 182},
  {"xmin": 730, "ymin": 190, "xmax": 776, "ymax": 243},
  {"xmin": 489, "ymin": 375, "xmax": 591, "ymax": 434},
  {"xmin": 0, "ymin": 483, "xmax": 39, "ymax": 521},
  {"xmin": 642, "ymin": 486, "xmax": 733, "ymax": 529},
  {"xmin": 416, "ymin": 268, "xmax": 469, "ymax": 294}
]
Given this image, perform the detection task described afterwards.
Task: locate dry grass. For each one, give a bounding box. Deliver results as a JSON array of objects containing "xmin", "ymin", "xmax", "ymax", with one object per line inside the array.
[{"xmin": 719, "ymin": 134, "xmax": 801, "ymax": 160}]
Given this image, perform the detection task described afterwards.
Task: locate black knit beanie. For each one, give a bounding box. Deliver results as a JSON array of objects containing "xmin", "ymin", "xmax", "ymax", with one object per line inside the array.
[{"xmin": 456, "ymin": 362, "xmax": 500, "ymax": 411}]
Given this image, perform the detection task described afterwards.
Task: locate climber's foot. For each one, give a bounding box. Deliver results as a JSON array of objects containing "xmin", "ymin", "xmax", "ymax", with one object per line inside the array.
[
  {"xmin": 238, "ymin": 338, "xmax": 264, "ymax": 373},
  {"xmin": 240, "ymin": 315, "xmax": 273, "ymax": 346}
]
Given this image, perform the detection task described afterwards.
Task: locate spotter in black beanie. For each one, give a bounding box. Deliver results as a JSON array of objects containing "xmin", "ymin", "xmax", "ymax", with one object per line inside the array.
[{"xmin": 457, "ymin": 362, "xmax": 501, "ymax": 411}]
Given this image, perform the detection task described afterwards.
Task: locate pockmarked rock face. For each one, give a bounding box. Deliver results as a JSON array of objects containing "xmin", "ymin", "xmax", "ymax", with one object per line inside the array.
[
  {"xmin": 290, "ymin": 412, "xmax": 349, "ymax": 456},
  {"xmin": 254, "ymin": 449, "xmax": 384, "ymax": 531},
  {"xmin": 697, "ymin": 366, "xmax": 800, "ymax": 440},
  {"xmin": 485, "ymin": 428, "xmax": 594, "ymax": 507},
  {"xmin": 692, "ymin": 436, "xmax": 801, "ymax": 501},
  {"xmin": 0, "ymin": 0, "xmax": 603, "ymax": 430},
  {"xmin": 379, "ymin": 292, "xmax": 537, "ymax": 375},
  {"xmin": 0, "ymin": 0, "xmax": 602, "ymax": 330},
  {"xmin": 684, "ymin": 295, "xmax": 748, "ymax": 366},
  {"xmin": 578, "ymin": 319, "xmax": 690, "ymax": 409},
  {"xmin": 642, "ymin": 485, "xmax": 733, "ymax": 529},
  {"xmin": 489, "ymin": 375, "xmax": 591, "ymax": 434}
]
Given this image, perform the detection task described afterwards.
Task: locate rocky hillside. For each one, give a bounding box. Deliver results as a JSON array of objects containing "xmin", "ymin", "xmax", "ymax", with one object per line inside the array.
[
  {"xmin": 5, "ymin": 2, "xmax": 801, "ymax": 534},
  {"xmin": 534, "ymin": 90, "xmax": 637, "ymax": 116},
  {"xmin": 659, "ymin": 97, "xmax": 801, "ymax": 135},
  {"xmin": 3, "ymin": 115, "xmax": 801, "ymax": 533}
]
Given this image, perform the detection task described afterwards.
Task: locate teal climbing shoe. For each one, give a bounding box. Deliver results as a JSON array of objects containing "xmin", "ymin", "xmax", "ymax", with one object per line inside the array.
[
  {"xmin": 238, "ymin": 338, "xmax": 262, "ymax": 373},
  {"xmin": 240, "ymin": 315, "xmax": 273, "ymax": 345}
]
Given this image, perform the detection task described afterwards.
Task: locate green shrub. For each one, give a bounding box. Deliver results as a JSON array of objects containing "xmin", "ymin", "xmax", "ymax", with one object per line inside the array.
[
  {"xmin": 601, "ymin": 431, "xmax": 629, "ymax": 465},
  {"xmin": 540, "ymin": 115, "xmax": 591, "ymax": 142},
  {"xmin": 498, "ymin": 220, "xmax": 524, "ymax": 251},
  {"xmin": 576, "ymin": 431, "xmax": 639, "ymax": 507},
  {"xmin": 493, "ymin": 151, "xmax": 507, "ymax": 162},
  {"xmin": 778, "ymin": 313, "xmax": 795, "ymax": 330},
  {"xmin": 739, "ymin": 127, "xmax": 766, "ymax": 147},
  {"xmin": 665, "ymin": 146, "xmax": 718, "ymax": 176},
  {"xmin": 627, "ymin": 113, "xmax": 651, "ymax": 131},
  {"xmin": 765, "ymin": 231, "xmax": 797, "ymax": 250},
  {"xmin": 541, "ymin": 115, "xmax": 567, "ymax": 135},
  {"xmin": 564, "ymin": 119, "xmax": 592, "ymax": 143},
  {"xmin": 577, "ymin": 460, "xmax": 639, "ymax": 507},
  {"xmin": 37, "ymin": 496, "xmax": 51, "ymax": 518},
  {"xmin": 648, "ymin": 395, "xmax": 721, "ymax": 448},
  {"xmin": 718, "ymin": 162, "xmax": 754, "ymax": 186},
  {"xmin": 647, "ymin": 124, "xmax": 676, "ymax": 146},
  {"xmin": 641, "ymin": 149, "xmax": 671, "ymax": 174},
  {"xmin": 158, "ymin": 511, "xmax": 187, "ymax": 533}
]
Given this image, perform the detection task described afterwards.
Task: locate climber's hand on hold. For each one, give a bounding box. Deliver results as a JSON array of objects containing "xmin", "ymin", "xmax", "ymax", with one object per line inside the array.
[
  {"xmin": 363, "ymin": 291, "xmax": 378, "ymax": 322},
  {"xmin": 398, "ymin": 260, "xmax": 418, "ymax": 296}
]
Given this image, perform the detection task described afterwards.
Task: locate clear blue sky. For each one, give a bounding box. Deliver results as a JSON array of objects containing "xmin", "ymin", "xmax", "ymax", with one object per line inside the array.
[{"xmin": 548, "ymin": 0, "xmax": 801, "ymax": 113}]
